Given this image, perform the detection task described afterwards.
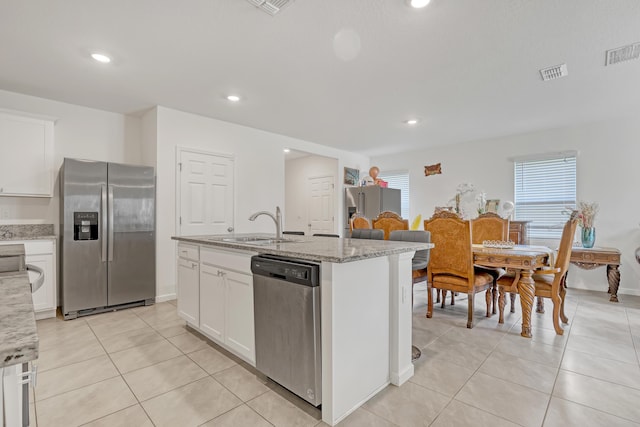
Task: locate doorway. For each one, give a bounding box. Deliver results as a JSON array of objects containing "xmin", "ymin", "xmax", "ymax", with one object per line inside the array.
[{"xmin": 284, "ymin": 150, "xmax": 338, "ymax": 235}]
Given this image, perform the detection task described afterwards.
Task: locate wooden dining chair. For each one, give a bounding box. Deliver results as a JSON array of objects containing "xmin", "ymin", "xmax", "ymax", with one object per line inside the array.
[
  {"xmin": 424, "ymin": 211, "xmax": 494, "ymax": 328},
  {"xmin": 350, "ymin": 212, "xmax": 372, "ymax": 233},
  {"xmin": 496, "ymin": 214, "xmax": 579, "ymax": 335},
  {"xmin": 372, "ymin": 211, "xmax": 409, "ymax": 240},
  {"xmin": 471, "ymin": 212, "xmax": 509, "ymax": 316}
]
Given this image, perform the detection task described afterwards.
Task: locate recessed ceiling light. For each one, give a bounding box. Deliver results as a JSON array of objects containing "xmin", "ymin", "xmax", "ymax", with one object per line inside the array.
[
  {"xmin": 283, "ymin": 148, "xmax": 291, "ymax": 153},
  {"xmin": 409, "ymin": 0, "xmax": 431, "ymax": 8},
  {"xmin": 226, "ymin": 95, "xmax": 241, "ymax": 102},
  {"xmin": 91, "ymin": 53, "xmax": 111, "ymax": 63},
  {"xmin": 405, "ymin": 119, "xmax": 419, "ymax": 125}
]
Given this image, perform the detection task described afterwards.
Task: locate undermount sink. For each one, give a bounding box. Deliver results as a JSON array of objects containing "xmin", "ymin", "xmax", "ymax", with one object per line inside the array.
[{"xmin": 222, "ymin": 236, "xmax": 301, "ymax": 245}]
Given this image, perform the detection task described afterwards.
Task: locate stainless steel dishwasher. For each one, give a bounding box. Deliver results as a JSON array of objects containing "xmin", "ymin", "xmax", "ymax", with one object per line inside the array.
[{"xmin": 251, "ymin": 255, "xmax": 321, "ymax": 407}]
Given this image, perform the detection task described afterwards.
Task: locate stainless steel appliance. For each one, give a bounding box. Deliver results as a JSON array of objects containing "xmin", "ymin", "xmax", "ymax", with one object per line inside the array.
[
  {"xmin": 251, "ymin": 255, "xmax": 321, "ymax": 406},
  {"xmin": 344, "ymin": 186, "xmax": 401, "ymax": 234},
  {"xmin": 60, "ymin": 158, "xmax": 155, "ymax": 319}
]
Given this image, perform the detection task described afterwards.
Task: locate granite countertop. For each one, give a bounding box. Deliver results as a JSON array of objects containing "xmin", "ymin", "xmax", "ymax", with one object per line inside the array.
[
  {"xmin": 0, "ymin": 235, "xmax": 57, "ymax": 241},
  {"xmin": 0, "ymin": 271, "xmax": 39, "ymax": 367},
  {"xmin": 172, "ymin": 233, "xmax": 433, "ymax": 263},
  {"xmin": 0, "ymin": 223, "xmax": 56, "ymax": 241}
]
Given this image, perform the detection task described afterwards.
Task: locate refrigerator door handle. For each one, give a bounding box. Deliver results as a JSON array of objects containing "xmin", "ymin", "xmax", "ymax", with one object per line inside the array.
[
  {"xmin": 359, "ymin": 192, "xmax": 365, "ymax": 215},
  {"xmin": 101, "ymin": 184, "xmax": 108, "ymax": 262},
  {"xmin": 108, "ymin": 185, "xmax": 114, "ymax": 262}
]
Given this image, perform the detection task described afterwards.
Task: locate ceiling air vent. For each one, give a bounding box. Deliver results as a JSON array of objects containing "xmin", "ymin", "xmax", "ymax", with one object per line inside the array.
[
  {"xmin": 606, "ymin": 42, "xmax": 640, "ymax": 66},
  {"xmin": 539, "ymin": 63, "xmax": 568, "ymax": 81},
  {"xmin": 246, "ymin": 0, "xmax": 293, "ymax": 15}
]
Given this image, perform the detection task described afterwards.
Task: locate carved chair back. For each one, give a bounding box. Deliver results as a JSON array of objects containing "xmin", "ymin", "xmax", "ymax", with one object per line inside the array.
[
  {"xmin": 372, "ymin": 211, "xmax": 409, "ymax": 240},
  {"xmin": 471, "ymin": 212, "xmax": 509, "ymax": 244},
  {"xmin": 555, "ymin": 213, "xmax": 580, "ymax": 278},
  {"xmin": 424, "ymin": 211, "xmax": 474, "ymax": 282},
  {"xmin": 350, "ymin": 212, "xmax": 372, "ymax": 232}
]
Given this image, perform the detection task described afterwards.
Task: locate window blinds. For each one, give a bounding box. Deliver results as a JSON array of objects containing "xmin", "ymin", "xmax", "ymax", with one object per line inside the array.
[
  {"xmin": 514, "ymin": 155, "xmax": 576, "ymax": 239},
  {"xmin": 378, "ymin": 171, "xmax": 410, "ymax": 219}
]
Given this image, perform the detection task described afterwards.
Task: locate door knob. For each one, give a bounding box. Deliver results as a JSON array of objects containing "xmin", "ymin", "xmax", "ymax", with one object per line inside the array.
[{"xmin": 227, "ymin": 227, "xmax": 234, "ymax": 232}]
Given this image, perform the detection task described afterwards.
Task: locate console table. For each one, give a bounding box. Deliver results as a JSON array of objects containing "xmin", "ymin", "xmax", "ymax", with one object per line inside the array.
[{"xmin": 568, "ymin": 247, "xmax": 621, "ymax": 302}]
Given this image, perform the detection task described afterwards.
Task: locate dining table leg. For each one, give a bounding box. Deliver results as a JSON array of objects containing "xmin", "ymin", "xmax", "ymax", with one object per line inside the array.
[{"xmin": 518, "ymin": 269, "xmax": 535, "ymax": 338}]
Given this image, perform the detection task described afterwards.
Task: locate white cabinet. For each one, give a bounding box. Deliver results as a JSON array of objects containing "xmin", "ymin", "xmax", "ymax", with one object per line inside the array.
[
  {"xmin": 175, "ymin": 244, "xmax": 256, "ymax": 364},
  {"xmin": 199, "ymin": 263, "xmax": 225, "ymax": 341},
  {"xmin": 224, "ymin": 270, "xmax": 255, "ymax": 361},
  {"xmin": 177, "ymin": 243, "xmax": 199, "ymax": 325},
  {"xmin": 1, "ymin": 362, "xmax": 35, "ymax": 427},
  {"xmin": 0, "ymin": 239, "xmax": 57, "ymax": 319},
  {"xmin": 0, "ymin": 111, "xmax": 54, "ymax": 197}
]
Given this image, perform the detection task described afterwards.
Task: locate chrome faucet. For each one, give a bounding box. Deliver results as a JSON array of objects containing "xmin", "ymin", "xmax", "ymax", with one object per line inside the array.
[{"xmin": 248, "ymin": 206, "xmax": 283, "ymax": 239}]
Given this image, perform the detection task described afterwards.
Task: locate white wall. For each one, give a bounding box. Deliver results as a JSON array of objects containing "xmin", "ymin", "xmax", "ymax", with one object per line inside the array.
[
  {"xmin": 152, "ymin": 106, "xmax": 368, "ymax": 300},
  {"xmin": 0, "ymin": 90, "xmax": 142, "ymax": 230},
  {"xmin": 285, "ymin": 154, "xmax": 339, "ymax": 234},
  {"xmin": 372, "ymin": 115, "xmax": 640, "ymax": 296}
]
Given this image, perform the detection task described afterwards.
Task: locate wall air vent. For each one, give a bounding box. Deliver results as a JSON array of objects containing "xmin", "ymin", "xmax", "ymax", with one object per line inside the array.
[
  {"xmin": 246, "ymin": 0, "xmax": 293, "ymax": 15},
  {"xmin": 606, "ymin": 43, "xmax": 640, "ymax": 66},
  {"xmin": 539, "ymin": 63, "xmax": 568, "ymax": 81}
]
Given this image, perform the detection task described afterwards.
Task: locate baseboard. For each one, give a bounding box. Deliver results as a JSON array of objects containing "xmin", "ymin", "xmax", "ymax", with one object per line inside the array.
[
  {"xmin": 618, "ymin": 287, "xmax": 640, "ymax": 297},
  {"xmin": 390, "ymin": 363, "xmax": 414, "ymax": 386},
  {"xmin": 155, "ymin": 293, "xmax": 176, "ymax": 303}
]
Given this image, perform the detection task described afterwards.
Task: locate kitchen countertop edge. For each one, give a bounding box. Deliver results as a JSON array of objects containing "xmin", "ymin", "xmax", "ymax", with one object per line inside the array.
[
  {"xmin": 172, "ymin": 234, "xmax": 432, "ymax": 263},
  {"xmin": 0, "ymin": 235, "xmax": 57, "ymax": 241},
  {"xmin": 0, "ymin": 271, "xmax": 39, "ymax": 368}
]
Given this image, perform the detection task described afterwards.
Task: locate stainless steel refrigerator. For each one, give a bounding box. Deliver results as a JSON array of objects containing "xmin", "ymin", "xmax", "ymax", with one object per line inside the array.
[
  {"xmin": 344, "ymin": 186, "xmax": 401, "ymax": 234},
  {"xmin": 60, "ymin": 158, "xmax": 156, "ymax": 319}
]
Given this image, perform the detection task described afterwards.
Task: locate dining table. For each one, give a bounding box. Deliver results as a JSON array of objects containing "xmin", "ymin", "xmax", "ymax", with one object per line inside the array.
[{"xmin": 472, "ymin": 244, "xmax": 554, "ymax": 338}]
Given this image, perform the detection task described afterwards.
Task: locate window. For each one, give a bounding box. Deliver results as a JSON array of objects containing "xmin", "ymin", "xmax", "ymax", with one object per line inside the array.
[
  {"xmin": 378, "ymin": 170, "xmax": 410, "ymax": 219},
  {"xmin": 514, "ymin": 153, "xmax": 576, "ymax": 239}
]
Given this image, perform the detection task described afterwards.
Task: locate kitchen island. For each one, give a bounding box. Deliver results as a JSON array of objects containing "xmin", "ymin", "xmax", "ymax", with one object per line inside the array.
[
  {"xmin": 0, "ymin": 270, "xmax": 39, "ymax": 426},
  {"xmin": 172, "ymin": 234, "xmax": 432, "ymax": 426}
]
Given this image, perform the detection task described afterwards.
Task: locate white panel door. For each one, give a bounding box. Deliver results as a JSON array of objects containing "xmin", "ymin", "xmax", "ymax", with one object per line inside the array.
[
  {"xmin": 308, "ymin": 176, "xmax": 335, "ymax": 235},
  {"xmin": 179, "ymin": 149, "xmax": 234, "ymax": 235}
]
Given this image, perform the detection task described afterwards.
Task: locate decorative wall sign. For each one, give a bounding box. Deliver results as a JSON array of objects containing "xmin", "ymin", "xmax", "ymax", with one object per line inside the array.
[
  {"xmin": 424, "ymin": 163, "xmax": 442, "ymax": 176},
  {"xmin": 344, "ymin": 167, "xmax": 359, "ymax": 186}
]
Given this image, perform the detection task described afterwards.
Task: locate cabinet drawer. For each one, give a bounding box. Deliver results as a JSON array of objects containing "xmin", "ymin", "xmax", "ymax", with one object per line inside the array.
[
  {"xmin": 201, "ymin": 246, "xmax": 253, "ymax": 274},
  {"xmin": 177, "ymin": 243, "xmax": 199, "ymax": 261}
]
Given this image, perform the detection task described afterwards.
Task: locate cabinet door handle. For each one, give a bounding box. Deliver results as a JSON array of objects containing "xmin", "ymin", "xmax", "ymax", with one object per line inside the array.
[{"xmin": 191, "ymin": 262, "xmax": 197, "ymax": 269}]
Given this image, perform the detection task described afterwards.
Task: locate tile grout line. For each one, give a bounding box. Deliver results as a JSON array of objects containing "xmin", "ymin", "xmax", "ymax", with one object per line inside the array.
[{"xmin": 538, "ymin": 290, "xmax": 579, "ymax": 426}]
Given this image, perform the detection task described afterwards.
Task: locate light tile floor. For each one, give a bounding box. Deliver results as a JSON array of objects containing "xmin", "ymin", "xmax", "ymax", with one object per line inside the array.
[{"xmin": 31, "ymin": 283, "xmax": 640, "ymax": 426}]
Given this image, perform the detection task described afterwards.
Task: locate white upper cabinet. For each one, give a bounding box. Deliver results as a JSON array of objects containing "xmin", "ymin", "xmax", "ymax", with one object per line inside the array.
[{"xmin": 0, "ymin": 111, "xmax": 54, "ymax": 197}]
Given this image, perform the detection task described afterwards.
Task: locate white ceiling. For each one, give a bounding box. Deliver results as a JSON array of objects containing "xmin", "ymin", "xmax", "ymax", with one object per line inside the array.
[{"xmin": 1, "ymin": 0, "xmax": 639, "ymax": 156}]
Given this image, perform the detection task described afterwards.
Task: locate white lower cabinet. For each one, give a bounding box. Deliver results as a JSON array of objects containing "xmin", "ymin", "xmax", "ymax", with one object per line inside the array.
[
  {"xmin": 224, "ymin": 270, "xmax": 255, "ymax": 361},
  {"xmin": 1, "ymin": 362, "xmax": 35, "ymax": 427},
  {"xmin": 177, "ymin": 247, "xmax": 200, "ymax": 325},
  {"xmin": 176, "ymin": 243, "xmax": 256, "ymax": 365},
  {"xmin": 0, "ymin": 239, "xmax": 56, "ymax": 319},
  {"xmin": 199, "ymin": 263, "xmax": 225, "ymax": 341}
]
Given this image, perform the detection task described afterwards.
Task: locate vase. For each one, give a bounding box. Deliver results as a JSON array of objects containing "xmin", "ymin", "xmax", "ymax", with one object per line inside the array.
[{"xmin": 581, "ymin": 227, "xmax": 596, "ymax": 248}]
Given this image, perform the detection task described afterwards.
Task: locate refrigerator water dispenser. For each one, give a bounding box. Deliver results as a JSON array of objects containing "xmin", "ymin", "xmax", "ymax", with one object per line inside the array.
[{"xmin": 73, "ymin": 212, "xmax": 98, "ymax": 240}]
